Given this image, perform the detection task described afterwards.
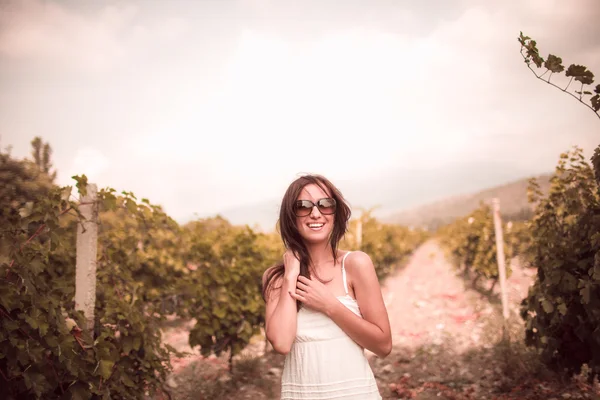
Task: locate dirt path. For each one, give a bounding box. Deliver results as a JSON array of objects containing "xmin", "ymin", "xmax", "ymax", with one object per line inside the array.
[
  {"xmin": 159, "ymin": 239, "xmax": 546, "ymax": 399},
  {"xmin": 378, "ymin": 239, "xmax": 535, "ymax": 354}
]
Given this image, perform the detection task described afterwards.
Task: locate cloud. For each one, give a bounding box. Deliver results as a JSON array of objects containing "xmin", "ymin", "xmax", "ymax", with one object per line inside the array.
[
  {"xmin": 0, "ymin": 0, "xmax": 188, "ymax": 74},
  {"xmin": 1, "ymin": 0, "xmax": 599, "ymax": 222},
  {"xmin": 131, "ymin": 27, "xmax": 474, "ymax": 178}
]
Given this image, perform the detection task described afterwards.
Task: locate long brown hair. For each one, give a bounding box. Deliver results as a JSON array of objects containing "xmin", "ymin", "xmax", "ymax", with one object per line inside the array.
[{"xmin": 262, "ymin": 174, "xmax": 352, "ymax": 310}]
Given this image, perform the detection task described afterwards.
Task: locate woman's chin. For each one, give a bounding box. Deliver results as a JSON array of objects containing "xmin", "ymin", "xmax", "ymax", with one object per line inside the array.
[{"xmin": 301, "ymin": 231, "xmax": 331, "ymax": 244}]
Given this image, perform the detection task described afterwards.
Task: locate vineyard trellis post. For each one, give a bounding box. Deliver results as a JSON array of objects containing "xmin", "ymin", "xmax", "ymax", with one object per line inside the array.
[
  {"xmin": 491, "ymin": 198, "xmax": 510, "ymax": 336},
  {"xmin": 75, "ymin": 183, "xmax": 99, "ymax": 331},
  {"xmin": 355, "ymin": 215, "xmax": 363, "ymax": 250}
]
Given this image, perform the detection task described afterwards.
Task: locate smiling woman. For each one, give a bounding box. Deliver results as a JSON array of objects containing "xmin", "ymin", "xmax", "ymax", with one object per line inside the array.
[{"xmin": 262, "ymin": 174, "xmax": 391, "ymax": 400}]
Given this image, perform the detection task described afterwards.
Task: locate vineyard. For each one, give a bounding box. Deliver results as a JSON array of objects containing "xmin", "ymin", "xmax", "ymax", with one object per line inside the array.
[
  {"xmin": 0, "ymin": 144, "xmax": 428, "ymax": 399},
  {"xmin": 436, "ymin": 31, "xmax": 600, "ymax": 381},
  {"xmin": 2, "ymin": 32, "xmax": 600, "ymax": 399}
]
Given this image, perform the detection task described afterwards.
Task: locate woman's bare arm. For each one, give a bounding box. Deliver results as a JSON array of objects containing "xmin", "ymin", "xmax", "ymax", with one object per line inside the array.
[{"xmin": 263, "ymin": 269, "xmax": 298, "ymax": 355}]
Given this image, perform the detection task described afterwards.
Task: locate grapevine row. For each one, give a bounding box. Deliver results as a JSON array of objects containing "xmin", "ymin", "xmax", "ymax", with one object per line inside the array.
[{"xmin": 0, "ymin": 146, "xmax": 426, "ymax": 399}]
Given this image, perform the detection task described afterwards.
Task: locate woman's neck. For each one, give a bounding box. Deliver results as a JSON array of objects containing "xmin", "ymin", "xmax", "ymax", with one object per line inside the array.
[{"xmin": 305, "ymin": 242, "xmax": 339, "ymax": 271}]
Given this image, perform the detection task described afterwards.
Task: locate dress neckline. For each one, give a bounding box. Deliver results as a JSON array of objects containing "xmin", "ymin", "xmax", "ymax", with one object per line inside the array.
[{"xmin": 336, "ymin": 294, "xmax": 357, "ymax": 302}]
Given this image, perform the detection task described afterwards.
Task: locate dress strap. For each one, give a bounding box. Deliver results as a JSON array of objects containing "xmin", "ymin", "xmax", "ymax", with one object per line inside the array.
[{"xmin": 341, "ymin": 251, "xmax": 352, "ymax": 295}]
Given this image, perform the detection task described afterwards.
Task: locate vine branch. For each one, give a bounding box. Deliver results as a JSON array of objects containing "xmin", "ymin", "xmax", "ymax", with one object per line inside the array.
[{"xmin": 520, "ymin": 48, "xmax": 600, "ymax": 120}]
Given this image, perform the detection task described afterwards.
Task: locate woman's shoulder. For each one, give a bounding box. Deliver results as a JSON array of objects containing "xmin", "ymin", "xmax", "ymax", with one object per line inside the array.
[
  {"xmin": 342, "ymin": 251, "xmax": 379, "ymax": 291},
  {"xmin": 342, "ymin": 250, "xmax": 374, "ymax": 269}
]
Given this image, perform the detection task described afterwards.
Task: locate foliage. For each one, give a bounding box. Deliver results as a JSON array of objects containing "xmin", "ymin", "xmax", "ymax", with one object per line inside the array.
[
  {"xmin": 0, "ymin": 185, "xmax": 87, "ymax": 399},
  {"xmin": 504, "ymin": 220, "xmax": 533, "ymax": 266},
  {"xmin": 94, "ymin": 188, "xmax": 184, "ymax": 398},
  {"xmin": 0, "ymin": 176, "xmax": 178, "ymax": 399},
  {"xmin": 30, "ymin": 137, "xmax": 57, "ymax": 181},
  {"xmin": 519, "ymin": 32, "xmax": 600, "ymax": 117},
  {"xmin": 436, "ymin": 202, "xmax": 515, "ymax": 291},
  {"xmin": 0, "ymin": 137, "xmax": 430, "ymax": 398},
  {"xmin": 0, "ymin": 142, "xmax": 56, "ymax": 227},
  {"xmin": 97, "ymin": 190, "xmax": 187, "ymax": 314},
  {"xmin": 518, "ymin": 33, "xmax": 600, "ymax": 378},
  {"xmin": 520, "ymin": 148, "xmax": 600, "ymax": 376},
  {"xmin": 182, "ymin": 218, "xmax": 282, "ymax": 370}
]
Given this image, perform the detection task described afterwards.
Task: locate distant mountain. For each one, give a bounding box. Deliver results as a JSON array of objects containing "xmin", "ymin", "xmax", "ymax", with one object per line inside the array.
[
  {"xmin": 334, "ymin": 159, "xmax": 552, "ymax": 215},
  {"xmin": 380, "ymin": 173, "xmax": 552, "ymax": 230},
  {"xmin": 209, "ymin": 161, "xmax": 554, "ymax": 232},
  {"xmin": 212, "ymin": 198, "xmax": 281, "ymax": 233}
]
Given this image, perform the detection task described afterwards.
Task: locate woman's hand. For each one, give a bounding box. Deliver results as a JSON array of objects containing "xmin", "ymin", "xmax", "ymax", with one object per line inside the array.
[
  {"xmin": 289, "ymin": 276, "xmax": 339, "ymax": 315},
  {"xmin": 283, "ymin": 249, "xmax": 300, "ymax": 280}
]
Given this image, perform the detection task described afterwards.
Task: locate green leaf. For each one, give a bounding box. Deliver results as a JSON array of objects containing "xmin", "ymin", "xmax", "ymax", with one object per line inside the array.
[
  {"xmin": 19, "ymin": 202, "xmax": 34, "ymax": 218},
  {"xmin": 72, "ymin": 175, "xmax": 88, "ymax": 196},
  {"xmin": 214, "ymin": 307, "xmax": 226, "ymax": 319},
  {"xmin": 38, "ymin": 320, "xmax": 49, "ymax": 337},
  {"xmin": 541, "ymin": 299, "xmax": 554, "ymax": 313},
  {"xmin": 4, "ymin": 319, "xmax": 19, "ymax": 332},
  {"xmin": 593, "ymin": 262, "xmax": 600, "ymax": 280},
  {"xmin": 98, "ymin": 360, "xmax": 115, "ymax": 380},
  {"xmin": 544, "ymin": 54, "xmax": 564, "ymax": 73},
  {"xmin": 580, "ymin": 285, "xmax": 591, "ymax": 304},
  {"xmin": 50, "ymin": 231, "xmax": 61, "ymax": 251},
  {"xmin": 23, "ymin": 369, "xmax": 52, "ymax": 398},
  {"xmin": 69, "ymin": 381, "xmax": 92, "ymax": 400},
  {"xmin": 524, "ymin": 39, "xmax": 543, "ymax": 67},
  {"xmin": 122, "ymin": 373, "xmax": 136, "ymax": 388},
  {"xmin": 565, "ymin": 64, "xmax": 594, "ymax": 85},
  {"xmin": 133, "ymin": 336, "xmax": 141, "ymax": 351},
  {"xmin": 60, "ymin": 186, "xmax": 73, "ymax": 202},
  {"xmin": 518, "ymin": 32, "xmax": 531, "ymax": 45},
  {"xmin": 45, "ymin": 335, "xmax": 58, "ymax": 348},
  {"xmin": 557, "ymin": 303, "xmax": 567, "ymax": 316},
  {"xmin": 122, "ymin": 336, "xmax": 133, "ymax": 354},
  {"xmin": 125, "ymin": 199, "xmax": 137, "ymax": 214},
  {"xmin": 29, "ymin": 257, "xmax": 46, "ymax": 275},
  {"xmin": 591, "ymin": 94, "xmax": 600, "ymax": 112},
  {"xmin": 102, "ymin": 194, "xmax": 117, "ymax": 212},
  {"xmin": 24, "ymin": 315, "xmax": 39, "ymax": 329}
]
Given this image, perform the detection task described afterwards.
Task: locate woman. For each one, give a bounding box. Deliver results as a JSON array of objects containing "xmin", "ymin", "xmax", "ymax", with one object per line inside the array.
[{"xmin": 262, "ymin": 174, "xmax": 392, "ymax": 400}]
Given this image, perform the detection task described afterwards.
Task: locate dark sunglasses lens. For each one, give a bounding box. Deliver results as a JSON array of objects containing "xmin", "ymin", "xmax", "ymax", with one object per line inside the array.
[
  {"xmin": 295, "ymin": 200, "xmax": 313, "ymax": 216},
  {"xmin": 317, "ymin": 198, "xmax": 336, "ymax": 214}
]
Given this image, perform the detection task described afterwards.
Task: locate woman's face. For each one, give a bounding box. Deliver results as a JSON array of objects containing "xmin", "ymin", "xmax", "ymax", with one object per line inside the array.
[{"xmin": 294, "ymin": 183, "xmax": 336, "ymax": 244}]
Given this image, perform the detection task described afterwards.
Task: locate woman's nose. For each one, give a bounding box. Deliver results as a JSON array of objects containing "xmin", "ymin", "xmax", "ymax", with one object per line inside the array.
[{"xmin": 309, "ymin": 205, "xmax": 322, "ymax": 218}]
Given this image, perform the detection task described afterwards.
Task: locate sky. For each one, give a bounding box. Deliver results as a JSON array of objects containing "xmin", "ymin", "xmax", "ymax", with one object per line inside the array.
[{"xmin": 1, "ymin": 0, "xmax": 599, "ymax": 224}]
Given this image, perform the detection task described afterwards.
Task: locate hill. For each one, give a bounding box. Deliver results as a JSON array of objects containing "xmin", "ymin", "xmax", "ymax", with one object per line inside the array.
[
  {"xmin": 196, "ymin": 166, "xmax": 554, "ymax": 232},
  {"xmin": 380, "ymin": 173, "xmax": 552, "ymax": 230},
  {"xmin": 204, "ymin": 160, "xmax": 555, "ymax": 232}
]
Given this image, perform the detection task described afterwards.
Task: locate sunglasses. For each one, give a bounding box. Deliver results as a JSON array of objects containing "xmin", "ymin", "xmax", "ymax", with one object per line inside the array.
[{"xmin": 294, "ymin": 198, "xmax": 337, "ymax": 217}]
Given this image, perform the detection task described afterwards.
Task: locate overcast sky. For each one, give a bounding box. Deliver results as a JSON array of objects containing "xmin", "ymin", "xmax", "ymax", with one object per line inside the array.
[{"xmin": 1, "ymin": 0, "xmax": 599, "ymax": 222}]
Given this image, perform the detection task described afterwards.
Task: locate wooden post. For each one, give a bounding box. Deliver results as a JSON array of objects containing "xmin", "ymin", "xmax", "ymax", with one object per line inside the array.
[
  {"xmin": 75, "ymin": 184, "xmax": 98, "ymax": 332},
  {"xmin": 492, "ymin": 198, "xmax": 510, "ymax": 335},
  {"xmin": 355, "ymin": 217, "xmax": 362, "ymax": 250}
]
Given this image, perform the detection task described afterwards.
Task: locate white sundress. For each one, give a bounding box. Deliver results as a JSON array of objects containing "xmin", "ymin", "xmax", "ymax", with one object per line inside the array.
[{"xmin": 280, "ymin": 251, "xmax": 382, "ymax": 400}]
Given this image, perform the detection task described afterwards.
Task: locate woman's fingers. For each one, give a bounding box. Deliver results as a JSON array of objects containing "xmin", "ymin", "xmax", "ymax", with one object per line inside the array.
[
  {"xmin": 296, "ymin": 281, "xmax": 309, "ymax": 290},
  {"xmin": 289, "ymin": 290, "xmax": 305, "ymax": 302}
]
